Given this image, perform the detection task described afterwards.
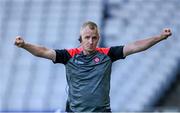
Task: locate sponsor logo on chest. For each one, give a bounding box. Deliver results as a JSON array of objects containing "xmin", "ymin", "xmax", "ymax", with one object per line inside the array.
[{"xmin": 74, "ymin": 59, "xmax": 84, "ymax": 64}]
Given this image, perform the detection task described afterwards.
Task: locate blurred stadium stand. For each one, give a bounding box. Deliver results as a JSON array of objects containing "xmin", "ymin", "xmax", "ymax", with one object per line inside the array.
[
  {"xmin": 155, "ymin": 69, "xmax": 180, "ymax": 112},
  {"xmin": 0, "ymin": 0, "xmax": 180, "ymax": 112}
]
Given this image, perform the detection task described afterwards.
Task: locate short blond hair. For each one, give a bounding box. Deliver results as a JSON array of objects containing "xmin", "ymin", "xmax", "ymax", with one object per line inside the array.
[
  {"xmin": 81, "ymin": 21, "xmax": 98, "ymax": 30},
  {"xmin": 80, "ymin": 21, "xmax": 100, "ymax": 35}
]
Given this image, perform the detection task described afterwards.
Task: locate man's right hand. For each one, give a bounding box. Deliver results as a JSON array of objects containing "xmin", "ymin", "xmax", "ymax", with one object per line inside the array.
[
  {"xmin": 14, "ymin": 36, "xmax": 56, "ymax": 61},
  {"xmin": 14, "ymin": 36, "xmax": 25, "ymax": 48}
]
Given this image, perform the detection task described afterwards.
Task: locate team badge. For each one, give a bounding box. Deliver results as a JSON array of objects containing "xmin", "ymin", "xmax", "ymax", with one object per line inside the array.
[{"xmin": 94, "ymin": 57, "xmax": 100, "ymax": 63}]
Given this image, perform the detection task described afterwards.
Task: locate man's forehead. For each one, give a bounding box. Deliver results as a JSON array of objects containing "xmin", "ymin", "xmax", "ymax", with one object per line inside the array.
[{"xmin": 81, "ymin": 26, "xmax": 98, "ymax": 36}]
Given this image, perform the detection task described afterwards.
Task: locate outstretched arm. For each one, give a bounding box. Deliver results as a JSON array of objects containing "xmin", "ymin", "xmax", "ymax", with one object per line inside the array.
[
  {"xmin": 123, "ymin": 28, "xmax": 172, "ymax": 57},
  {"xmin": 14, "ymin": 36, "xmax": 56, "ymax": 61}
]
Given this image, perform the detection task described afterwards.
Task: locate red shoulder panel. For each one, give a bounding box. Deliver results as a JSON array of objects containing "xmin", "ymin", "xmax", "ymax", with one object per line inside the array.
[
  {"xmin": 96, "ymin": 48, "xmax": 110, "ymax": 55},
  {"xmin": 66, "ymin": 48, "xmax": 83, "ymax": 57}
]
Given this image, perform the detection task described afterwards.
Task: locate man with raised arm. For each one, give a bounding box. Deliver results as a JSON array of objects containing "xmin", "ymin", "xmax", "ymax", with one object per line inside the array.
[{"xmin": 14, "ymin": 21, "xmax": 172, "ymax": 112}]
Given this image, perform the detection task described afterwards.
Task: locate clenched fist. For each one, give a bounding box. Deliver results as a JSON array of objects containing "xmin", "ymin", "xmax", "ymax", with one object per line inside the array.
[
  {"xmin": 14, "ymin": 36, "xmax": 25, "ymax": 47},
  {"xmin": 160, "ymin": 28, "xmax": 172, "ymax": 39}
]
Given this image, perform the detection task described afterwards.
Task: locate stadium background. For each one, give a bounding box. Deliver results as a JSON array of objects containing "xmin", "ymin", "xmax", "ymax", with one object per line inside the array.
[{"xmin": 0, "ymin": 0, "xmax": 180, "ymax": 112}]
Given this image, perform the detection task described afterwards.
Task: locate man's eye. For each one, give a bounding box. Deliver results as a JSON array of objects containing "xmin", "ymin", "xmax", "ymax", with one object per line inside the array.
[
  {"xmin": 92, "ymin": 37, "xmax": 97, "ymax": 40},
  {"xmin": 85, "ymin": 36, "xmax": 90, "ymax": 39}
]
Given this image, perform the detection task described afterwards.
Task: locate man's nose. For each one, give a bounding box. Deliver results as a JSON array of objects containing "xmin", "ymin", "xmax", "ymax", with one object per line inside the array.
[{"xmin": 89, "ymin": 38, "xmax": 93, "ymax": 44}]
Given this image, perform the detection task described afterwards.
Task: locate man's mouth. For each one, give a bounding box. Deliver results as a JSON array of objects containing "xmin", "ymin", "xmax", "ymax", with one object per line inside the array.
[{"xmin": 86, "ymin": 45, "xmax": 93, "ymax": 48}]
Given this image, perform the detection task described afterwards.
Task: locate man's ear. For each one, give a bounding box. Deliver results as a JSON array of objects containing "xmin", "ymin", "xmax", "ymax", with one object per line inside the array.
[{"xmin": 78, "ymin": 36, "xmax": 82, "ymax": 43}]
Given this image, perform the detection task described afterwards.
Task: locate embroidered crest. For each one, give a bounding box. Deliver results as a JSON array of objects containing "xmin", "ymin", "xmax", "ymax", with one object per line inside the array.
[{"xmin": 94, "ymin": 57, "xmax": 100, "ymax": 63}]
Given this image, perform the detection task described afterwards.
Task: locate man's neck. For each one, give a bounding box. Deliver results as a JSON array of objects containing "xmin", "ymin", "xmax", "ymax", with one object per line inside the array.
[{"xmin": 83, "ymin": 50, "xmax": 95, "ymax": 55}]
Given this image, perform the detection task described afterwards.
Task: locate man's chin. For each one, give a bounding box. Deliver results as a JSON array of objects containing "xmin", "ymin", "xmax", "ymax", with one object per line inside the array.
[{"xmin": 87, "ymin": 48, "xmax": 95, "ymax": 52}]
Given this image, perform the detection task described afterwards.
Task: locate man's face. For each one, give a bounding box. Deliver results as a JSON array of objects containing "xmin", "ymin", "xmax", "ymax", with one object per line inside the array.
[{"xmin": 80, "ymin": 26, "xmax": 99, "ymax": 53}]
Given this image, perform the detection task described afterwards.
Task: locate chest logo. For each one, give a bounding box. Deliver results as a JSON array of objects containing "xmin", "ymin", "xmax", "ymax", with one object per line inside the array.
[
  {"xmin": 74, "ymin": 59, "xmax": 84, "ymax": 64},
  {"xmin": 94, "ymin": 57, "xmax": 100, "ymax": 63}
]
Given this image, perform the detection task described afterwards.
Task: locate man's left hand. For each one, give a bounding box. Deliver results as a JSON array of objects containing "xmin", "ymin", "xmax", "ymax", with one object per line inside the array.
[{"xmin": 160, "ymin": 28, "xmax": 172, "ymax": 39}]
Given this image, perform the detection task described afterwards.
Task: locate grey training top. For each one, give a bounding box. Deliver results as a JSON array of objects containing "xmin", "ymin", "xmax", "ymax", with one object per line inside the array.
[{"xmin": 53, "ymin": 46, "xmax": 125, "ymax": 112}]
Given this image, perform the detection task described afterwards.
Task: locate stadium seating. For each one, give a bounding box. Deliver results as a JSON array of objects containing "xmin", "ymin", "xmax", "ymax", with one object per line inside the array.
[
  {"xmin": 105, "ymin": 0, "xmax": 180, "ymax": 111},
  {"xmin": 0, "ymin": 0, "xmax": 180, "ymax": 112}
]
